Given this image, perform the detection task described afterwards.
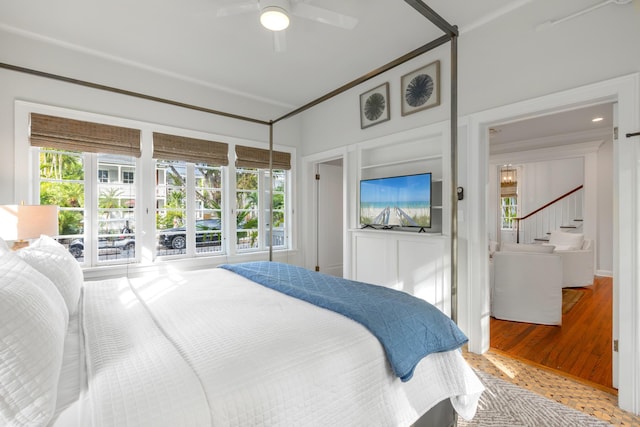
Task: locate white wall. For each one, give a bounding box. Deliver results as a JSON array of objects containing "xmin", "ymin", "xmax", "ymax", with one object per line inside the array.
[
  {"xmin": 520, "ymin": 158, "xmax": 584, "ymax": 216},
  {"xmin": 296, "ymin": 0, "xmax": 639, "ymax": 346},
  {"xmin": 299, "ymin": 0, "xmax": 640, "ymax": 159},
  {"xmin": 0, "ymin": 32, "xmax": 302, "ymax": 206}
]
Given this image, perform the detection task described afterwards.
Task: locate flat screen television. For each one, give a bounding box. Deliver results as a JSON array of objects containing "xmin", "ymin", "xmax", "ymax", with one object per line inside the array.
[{"xmin": 359, "ymin": 172, "xmax": 432, "ymax": 229}]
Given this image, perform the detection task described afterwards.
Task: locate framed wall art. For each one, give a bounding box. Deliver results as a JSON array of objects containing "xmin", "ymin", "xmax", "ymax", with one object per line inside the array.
[
  {"xmin": 359, "ymin": 82, "xmax": 390, "ymax": 129},
  {"xmin": 401, "ymin": 60, "xmax": 440, "ymax": 116}
]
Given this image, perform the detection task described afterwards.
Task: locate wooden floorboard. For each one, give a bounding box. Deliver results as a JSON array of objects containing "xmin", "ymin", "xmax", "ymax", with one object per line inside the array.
[{"xmin": 490, "ymin": 276, "xmax": 613, "ymax": 389}]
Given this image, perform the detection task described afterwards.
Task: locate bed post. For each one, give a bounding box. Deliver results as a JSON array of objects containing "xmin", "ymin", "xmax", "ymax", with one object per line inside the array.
[
  {"xmin": 268, "ymin": 121, "xmax": 274, "ymax": 262},
  {"xmin": 450, "ymin": 31, "xmax": 458, "ymax": 324},
  {"xmin": 404, "ymin": 0, "xmax": 460, "ymax": 324}
]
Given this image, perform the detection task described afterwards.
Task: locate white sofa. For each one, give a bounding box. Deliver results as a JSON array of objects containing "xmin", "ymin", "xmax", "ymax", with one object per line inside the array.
[
  {"xmin": 492, "ymin": 243, "xmax": 563, "ymax": 325},
  {"xmin": 546, "ymin": 231, "xmax": 594, "ymax": 288}
]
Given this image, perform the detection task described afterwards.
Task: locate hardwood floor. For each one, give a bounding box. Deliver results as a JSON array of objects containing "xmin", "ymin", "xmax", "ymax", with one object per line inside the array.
[{"xmin": 490, "ymin": 276, "xmax": 613, "ymax": 390}]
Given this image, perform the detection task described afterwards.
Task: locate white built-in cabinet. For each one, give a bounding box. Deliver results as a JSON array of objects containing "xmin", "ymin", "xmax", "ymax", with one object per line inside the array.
[{"xmin": 349, "ymin": 129, "xmax": 451, "ymax": 315}]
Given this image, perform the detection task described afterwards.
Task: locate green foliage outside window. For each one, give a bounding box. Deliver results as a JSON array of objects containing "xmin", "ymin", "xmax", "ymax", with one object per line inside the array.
[
  {"xmin": 39, "ymin": 149, "xmax": 85, "ymax": 235},
  {"xmin": 501, "ymin": 196, "xmax": 518, "ymax": 230}
]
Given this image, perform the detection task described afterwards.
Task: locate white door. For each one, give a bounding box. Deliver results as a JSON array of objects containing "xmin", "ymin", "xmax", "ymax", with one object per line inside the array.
[
  {"xmin": 612, "ymin": 103, "xmax": 619, "ymax": 390},
  {"xmin": 317, "ymin": 161, "xmax": 343, "ymax": 276}
]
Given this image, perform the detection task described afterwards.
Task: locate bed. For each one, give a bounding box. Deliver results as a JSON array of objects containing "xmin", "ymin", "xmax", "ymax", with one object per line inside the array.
[{"xmin": 0, "ymin": 236, "xmax": 483, "ymax": 426}]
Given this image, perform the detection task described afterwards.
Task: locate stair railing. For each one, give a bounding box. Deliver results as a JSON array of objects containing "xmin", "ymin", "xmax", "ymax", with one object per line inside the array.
[{"xmin": 515, "ymin": 185, "xmax": 584, "ymax": 243}]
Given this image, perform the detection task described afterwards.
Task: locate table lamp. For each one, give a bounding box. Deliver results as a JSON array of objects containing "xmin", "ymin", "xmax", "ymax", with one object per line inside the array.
[{"xmin": 0, "ymin": 204, "xmax": 59, "ymax": 250}]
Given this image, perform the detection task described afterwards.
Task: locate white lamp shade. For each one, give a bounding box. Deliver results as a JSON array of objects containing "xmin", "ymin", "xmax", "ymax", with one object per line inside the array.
[
  {"xmin": 0, "ymin": 205, "xmax": 59, "ymax": 241},
  {"xmin": 260, "ymin": 6, "xmax": 290, "ymax": 31}
]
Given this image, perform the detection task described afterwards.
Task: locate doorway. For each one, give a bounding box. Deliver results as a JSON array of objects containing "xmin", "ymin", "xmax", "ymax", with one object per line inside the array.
[
  {"xmin": 486, "ymin": 102, "xmax": 614, "ymax": 389},
  {"xmin": 463, "ymin": 74, "xmax": 640, "ymax": 413},
  {"xmin": 316, "ymin": 158, "xmax": 344, "ymax": 277}
]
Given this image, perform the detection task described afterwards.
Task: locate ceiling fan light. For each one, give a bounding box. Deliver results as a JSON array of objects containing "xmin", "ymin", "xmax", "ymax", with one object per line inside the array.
[{"xmin": 261, "ymin": 6, "xmax": 289, "ymax": 31}]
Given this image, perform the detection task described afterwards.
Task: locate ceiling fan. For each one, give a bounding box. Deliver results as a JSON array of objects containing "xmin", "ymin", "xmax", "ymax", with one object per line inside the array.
[
  {"xmin": 216, "ymin": 0, "xmax": 359, "ymax": 52},
  {"xmin": 536, "ymin": 0, "xmax": 632, "ymax": 31}
]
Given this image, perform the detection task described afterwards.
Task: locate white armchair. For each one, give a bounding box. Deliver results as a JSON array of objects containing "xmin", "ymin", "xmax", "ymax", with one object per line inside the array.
[
  {"xmin": 492, "ymin": 244, "xmax": 563, "ymax": 325},
  {"xmin": 547, "ymin": 231, "xmax": 595, "ymax": 288}
]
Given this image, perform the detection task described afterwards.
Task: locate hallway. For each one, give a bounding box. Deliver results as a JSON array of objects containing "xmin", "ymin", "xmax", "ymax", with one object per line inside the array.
[{"xmin": 490, "ymin": 276, "xmax": 613, "ymax": 390}]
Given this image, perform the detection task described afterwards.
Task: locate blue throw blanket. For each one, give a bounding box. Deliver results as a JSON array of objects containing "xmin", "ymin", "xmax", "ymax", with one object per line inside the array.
[{"xmin": 219, "ymin": 261, "xmax": 468, "ymax": 382}]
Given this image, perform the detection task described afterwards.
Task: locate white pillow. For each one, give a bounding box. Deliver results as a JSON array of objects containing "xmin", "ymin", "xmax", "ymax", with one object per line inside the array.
[
  {"xmin": 500, "ymin": 242, "xmax": 556, "ymax": 254},
  {"xmin": 0, "ymin": 251, "xmax": 68, "ymax": 426},
  {"xmin": 17, "ymin": 235, "xmax": 83, "ymax": 315},
  {"xmin": 548, "ymin": 231, "xmax": 584, "ymax": 251},
  {"xmin": 0, "ymin": 237, "xmax": 9, "ymax": 253}
]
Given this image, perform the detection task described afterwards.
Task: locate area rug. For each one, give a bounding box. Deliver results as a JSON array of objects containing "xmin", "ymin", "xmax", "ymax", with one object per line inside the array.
[
  {"xmin": 562, "ymin": 288, "xmax": 584, "ymax": 314},
  {"xmin": 458, "ymin": 369, "xmax": 612, "ymax": 427}
]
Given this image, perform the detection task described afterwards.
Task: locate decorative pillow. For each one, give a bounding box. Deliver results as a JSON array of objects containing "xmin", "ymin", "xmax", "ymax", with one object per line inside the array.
[
  {"xmin": 488, "ymin": 241, "xmax": 499, "ymax": 256},
  {"xmin": 500, "ymin": 242, "xmax": 556, "ymax": 253},
  {"xmin": 0, "ymin": 251, "xmax": 68, "ymax": 426},
  {"xmin": 17, "ymin": 235, "xmax": 83, "ymax": 315},
  {"xmin": 548, "ymin": 231, "xmax": 584, "ymax": 251},
  {"xmin": 0, "ymin": 237, "xmax": 9, "ymax": 253}
]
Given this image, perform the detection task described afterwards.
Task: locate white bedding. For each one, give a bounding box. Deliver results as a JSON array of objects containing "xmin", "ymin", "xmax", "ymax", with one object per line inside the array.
[{"xmin": 54, "ymin": 267, "xmax": 483, "ymax": 426}]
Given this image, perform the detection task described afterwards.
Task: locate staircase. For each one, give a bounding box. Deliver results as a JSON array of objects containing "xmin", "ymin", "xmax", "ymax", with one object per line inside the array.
[{"xmin": 515, "ymin": 185, "xmax": 584, "ymax": 244}]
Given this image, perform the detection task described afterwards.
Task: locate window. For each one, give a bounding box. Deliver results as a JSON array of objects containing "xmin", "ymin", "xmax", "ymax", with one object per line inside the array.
[
  {"xmin": 123, "ymin": 170, "xmax": 134, "ymax": 183},
  {"xmin": 500, "ymin": 165, "xmax": 518, "ymax": 231},
  {"xmin": 234, "ymin": 145, "xmax": 290, "ymax": 252},
  {"xmin": 38, "ymin": 148, "xmax": 138, "ymax": 264},
  {"xmin": 195, "ymin": 163, "xmax": 223, "ymax": 254},
  {"xmin": 25, "ymin": 110, "xmax": 294, "ymax": 268},
  {"xmin": 235, "ymin": 168, "xmax": 288, "ymax": 251},
  {"xmin": 98, "ymin": 169, "xmax": 109, "ymax": 183},
  {"xmin": 97, "ymin": 153, "xmax": 136, "ymax": 261},
  {"xmin": 267, "ymin": 169, "xmax": 286, "ymax": 248},
  {"xmin": 153, "ymin": 132, "xmax": 228, "ymax": 257},
  {"xmin": 154, "ymin": 160, "xmax": 224, "ymax": 256},
  {"xmin": 30, "ymin": 113, "xmax": 141, "ymax": 266},
  {"xmin": 38, "ymin": 147, "xmax": 85, "ymax": 250},
  {"xmin": 236, "ymin": 168, "xmax": 259, "ymax": 250},
  {"xmin": 501, "ymin": 196, "xmax": 518, "ymax": 230},
  {"xmin": 155, "ymin": 159, "xmax": 188, "ymax": 255}
]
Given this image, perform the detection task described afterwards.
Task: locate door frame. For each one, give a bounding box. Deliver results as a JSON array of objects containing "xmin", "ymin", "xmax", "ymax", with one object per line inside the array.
[
  {"xmin": 464, "ymin": 73, "xmax": 640, "ymax": 413},
  {"xmin": 302, "ymin": 147, "xmax": 349, "ymax": 276}
]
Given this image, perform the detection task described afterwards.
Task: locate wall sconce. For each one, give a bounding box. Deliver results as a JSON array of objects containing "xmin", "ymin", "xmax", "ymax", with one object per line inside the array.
[{"xmin": 0, "ymin": 204, "xmax": 59, "ymax": 250}]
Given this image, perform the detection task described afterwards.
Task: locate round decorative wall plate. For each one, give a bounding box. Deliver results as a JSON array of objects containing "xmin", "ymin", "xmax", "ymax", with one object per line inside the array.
[
  {"xmin": 405, "ymin": 74, "xmax": 434, "ymax": 108},
  {"xmin": 359, "ymin": 82, "xmax": 390, "ymax": 129},
  {"xmin": 401, "ymin": 60, "xmax": 440, "ymax": 116}
]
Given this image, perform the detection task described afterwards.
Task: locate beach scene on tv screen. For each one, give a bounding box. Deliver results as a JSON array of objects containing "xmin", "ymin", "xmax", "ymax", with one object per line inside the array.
[{"xmin": 360, "ymin": 174, "xmax": 431, "ymax": 227}]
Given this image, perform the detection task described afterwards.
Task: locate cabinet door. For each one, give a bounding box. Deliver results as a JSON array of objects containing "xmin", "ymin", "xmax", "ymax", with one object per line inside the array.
[
  {"xmin": 397, "ymin": 239, "xmax": 446, "ymax": 311},
  {"xmin": 353, "ymin": 233, "xmax": 395, "ymax": 287}
]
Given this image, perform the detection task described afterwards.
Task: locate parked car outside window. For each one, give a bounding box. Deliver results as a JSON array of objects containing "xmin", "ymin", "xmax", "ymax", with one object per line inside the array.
[
  {"xmin": 158, "ymin": 218, "xmax": 221, "ymax": 250},
  {"xmin": 68, "ymin": 235, "xmax": 135, "ymax": 258}
]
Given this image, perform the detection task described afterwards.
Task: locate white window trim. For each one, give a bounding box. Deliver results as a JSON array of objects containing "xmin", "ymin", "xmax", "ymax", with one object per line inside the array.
[{"xmin": 14, "ymin": 100, "xmax": 296, "ymax": 278}]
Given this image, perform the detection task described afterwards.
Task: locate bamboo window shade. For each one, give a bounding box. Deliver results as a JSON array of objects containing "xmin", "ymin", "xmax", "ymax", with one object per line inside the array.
[
  {"xmin": 152, "ymin": 132, "xmax": 229, "ymax": 166},
  {"xmin": 30, "ymin": 113, "xmax": 141, "ymax": 157},
  {"xmin": 235, "ymin": 145, "xmax": 291, "ymax": 170}
]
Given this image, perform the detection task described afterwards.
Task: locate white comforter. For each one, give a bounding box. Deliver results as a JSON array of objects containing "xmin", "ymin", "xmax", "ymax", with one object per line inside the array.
[{"xmin": 61, "ymin": 268, "xmax": 483, "ymax": 426}]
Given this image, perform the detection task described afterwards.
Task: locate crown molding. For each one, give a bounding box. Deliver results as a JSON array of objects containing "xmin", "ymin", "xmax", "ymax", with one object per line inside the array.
[{"xmin": 490, "ymin": 127, "xmax": 611, "ymax": 156}]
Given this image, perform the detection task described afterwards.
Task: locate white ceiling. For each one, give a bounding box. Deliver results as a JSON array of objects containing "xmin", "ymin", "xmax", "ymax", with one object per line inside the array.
[
  {"xmin": 0, "ymin": 0, "xmax": 614, "ymax": 145},
  {"xmin": 0, "ymin": 0, "xmax": 521, "ymax": 108},
  {"xmin": 489, "ymin": 102, "xmax": 614, "ymax": 155}
]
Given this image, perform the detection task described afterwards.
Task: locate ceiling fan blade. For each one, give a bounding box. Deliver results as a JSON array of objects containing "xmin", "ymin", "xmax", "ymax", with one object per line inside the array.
[
  {"xmin": 216, "ymin": 1, "xmax": 259, "ymax": 17},
  {"xmin": 273, "ymin": 31, "xmax": 287, "ymax": 52},
  {"xmin": 292, "ymin": 3, "xmax": 358, "ymax": 29}
]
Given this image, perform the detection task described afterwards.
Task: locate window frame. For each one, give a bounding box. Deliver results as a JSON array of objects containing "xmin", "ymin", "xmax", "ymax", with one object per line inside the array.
[
  {"xmin": 500, "ymin": 195, "xmax": 519, "ymax": 231},
  {"xmin": 16, "ymin": 101, "xmax": 295, "ymax": 275}
]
